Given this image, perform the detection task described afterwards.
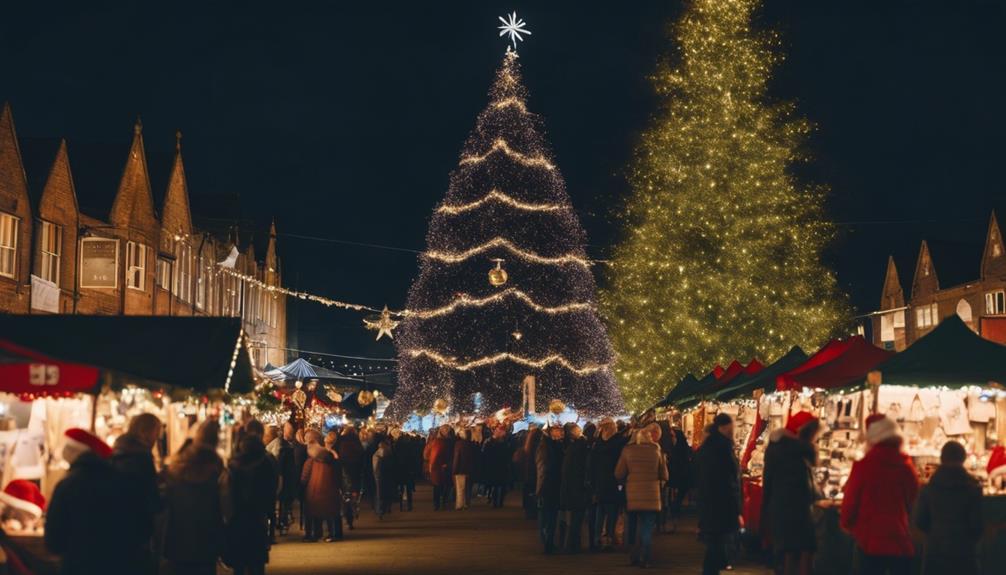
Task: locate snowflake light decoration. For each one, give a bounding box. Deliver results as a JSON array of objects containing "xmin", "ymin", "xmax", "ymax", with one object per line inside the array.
[{"xmin": 498, "ymin": 11, "xmax": 532, "ymax": 51}]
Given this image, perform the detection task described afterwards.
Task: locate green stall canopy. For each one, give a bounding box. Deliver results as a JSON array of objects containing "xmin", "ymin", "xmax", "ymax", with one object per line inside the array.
[{"xmin": 872, "ymin": 315, "xmax": 1006, "ymax": 390}]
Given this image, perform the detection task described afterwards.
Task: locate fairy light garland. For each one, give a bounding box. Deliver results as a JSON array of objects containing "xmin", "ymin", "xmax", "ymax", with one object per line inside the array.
[
  {"xmin": 459, "ymin": 138, "xmax": 556, "ymax": 171},
  {"xmin": 437, "ymin": 189, "xmax": 565, "ymax": 215},
  {"xmin": 405, "ymin": 348, "xmax": 609, "ymax": 376},
  {"xmin": 407, "ymin": 288, "xmax": 593, "ymax": 319},
  {"xmin": 425, "ymin": 237, "xmax": 591, "ymax": 268}
]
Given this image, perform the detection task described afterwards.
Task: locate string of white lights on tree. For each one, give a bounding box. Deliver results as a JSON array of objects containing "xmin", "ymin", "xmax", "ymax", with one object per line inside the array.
[{"xmin": 386, "ymin": 14, "xmax": 622, "ymax": 419}]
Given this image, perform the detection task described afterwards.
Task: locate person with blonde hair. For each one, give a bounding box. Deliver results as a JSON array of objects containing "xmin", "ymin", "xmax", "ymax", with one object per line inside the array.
[{"xmin": 616, "ymin": 424, "xmax": 668, "ymax": 567}]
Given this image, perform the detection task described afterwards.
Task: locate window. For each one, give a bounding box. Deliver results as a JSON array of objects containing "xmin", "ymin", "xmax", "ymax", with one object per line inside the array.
[
  {"xmin": 0, "ymin": 212, "xmax": 18, "ymax": 279},
  {"xmin": 156, "ymin": 258, "xmax": 172, "ymax": 289},
  {"xmin": 195, "ymin": 256, "xmax": 206, "ymax": 309},
  {"xmin": 915, "ymin": 303, "xmax": 938, "ymax": 328},
  {"xmin": 174, "ymin": 243, "xmax": 192, "ymax": 302},
  {"xmin": 125, "ymin": 241, "xmax": 146, "ymax": 290},
  {"xmin": 39, "ymin": 221, "xmax": 61, "ymax": 285},
  {"xmin": 986, "ymin": 291, "xmax": 1006, "ymax": 315}
]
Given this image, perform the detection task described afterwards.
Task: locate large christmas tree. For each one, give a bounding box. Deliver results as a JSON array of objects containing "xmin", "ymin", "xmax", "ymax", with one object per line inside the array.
[
  {"xmin": 388, "ymin": 50, "xmax": 621, "ymax": 419},
  {"xmin": 603, "ymin": 0, "xmax": 849, "ymax": 412}
]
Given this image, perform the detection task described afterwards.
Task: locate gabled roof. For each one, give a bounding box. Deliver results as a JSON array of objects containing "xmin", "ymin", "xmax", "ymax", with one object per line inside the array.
[
  {"xmin": 780, "ymin": 336, "xmax": 893, "ymax": 391},
  {"xmin": 16, "ymin": 137, "xmax": 62, "ymax": 211},
  {"xmin": 65, "ymin": 139, "xmax": 132, "ymax": 220},
  {"xmin": 925, "ymin": 238, "xmax": 983, "ymax": 290}
]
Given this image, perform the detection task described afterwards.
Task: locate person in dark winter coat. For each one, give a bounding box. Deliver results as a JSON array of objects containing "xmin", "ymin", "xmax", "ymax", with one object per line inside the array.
[
  {"xmin": 276, "ymin": 422, "xmax": 298, "ymax": 533},
  {"xmin": 163, "ymin": 421, "xmax": 226, "ymax": 575},
  {"xmin": 373, "ymin": 436, "xmax": 396, "ymax": 519},
  {"xmin": 452, "ymin": 429, "xmax": 477, "ymax": 510},
  {"xmin": 301, "ymin": 432, "xmax": 345, "ymax": 541},
  {"xmin": 519, "ymin": 427, "xmax": 543, "ymax": 519},
  {"xmin": 536, "ymin": 425, "xmax": 566, "ymax": 554},
  {"xmin": 109, "ymin": 413, "xmax": 163, "ymax": 573},
  {"xmin": 483, "ymin": 426, "xmax": 512, "ymax": 508},
  {"xmin": 589, "ymin": 418, "xmax": 626, "ymax": 550},
  {"xmin": 666, "ymin": 427, "xmax": 692, "ymax": 528},
  {"xmin": 424, "ymin": 426, "xmax": 454, "ymax": 510},
  {"xmin": 913, "ymin": 441, "xmax": 983, "ymax": 575},
  {"xmin": 392, "ymin": 431, "xmax": 418, "ymax": 511},
  {"xmin": 46, "ymin": 428, "xmax": 145, "ymax": 575},
  {"xmin": 225, "ymin": 433, "xmax": 279, "ymax": 575},
  {"xmin": 559, "ymin": 424, "xmax": 589, "ymax": 553},
  {"xmin": 761, "ymin": 411, "xmax": 821, "ymax": 575},
  {"xmin": 292, "ymin": 428, "xmax": 309, "ymax": 529},
  {"xmin": 840, "ymin": 415, "xmax": 919, "ymax": 574},
  {"xmin": 696, "ymin": 413, "xmax": 742, "ymax": 575},
  {"xmin": 336, "ymin": 427, "xmax": 364, "ymax": 523}
]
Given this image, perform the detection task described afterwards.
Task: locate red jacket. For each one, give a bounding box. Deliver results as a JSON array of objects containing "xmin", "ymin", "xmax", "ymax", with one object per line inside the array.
[
  {"xmin": 840, "ymin": 443, "xmax": 919, "ymax": 557},
  {"xmin": 424, "ymin": 438, "xmax": 453, "ymax": 486}
]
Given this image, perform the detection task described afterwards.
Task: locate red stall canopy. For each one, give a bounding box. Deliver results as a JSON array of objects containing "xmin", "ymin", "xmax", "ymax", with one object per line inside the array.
[
  {"xmin": 779, "ymin": 336, "xmax": 894, "ymax": 391},
  {"xmin": 776, "ymin": 338, "xmax": 852, "ymax": 391},
  {"xmin": 0, "ymin": 340, "xmax": 101, "ymax": 398}
]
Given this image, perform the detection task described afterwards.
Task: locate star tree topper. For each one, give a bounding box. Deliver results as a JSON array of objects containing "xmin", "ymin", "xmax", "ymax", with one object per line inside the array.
[
  {"xmin": 364, "ymin": 306, "xmax": 400, "ymax": 341},
  {"xmin": 498, "ymin": 11, "xmax": 532, "ymax": 51}
]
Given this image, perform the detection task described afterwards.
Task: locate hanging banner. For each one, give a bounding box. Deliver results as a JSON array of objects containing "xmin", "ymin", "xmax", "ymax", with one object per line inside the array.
[
  {"xmin": 30, "ymin": 275, "xmax": 59, "ymax": 313},
  {"xmin": 79, "ymin": 237, "xmax": 118, "ymax": 289}
]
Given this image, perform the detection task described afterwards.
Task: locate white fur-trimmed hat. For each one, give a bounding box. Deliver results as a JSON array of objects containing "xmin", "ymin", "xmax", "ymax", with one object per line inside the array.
[{"xmin": 0, "ymin": 479, "xmax": 46, "ymax": 518}]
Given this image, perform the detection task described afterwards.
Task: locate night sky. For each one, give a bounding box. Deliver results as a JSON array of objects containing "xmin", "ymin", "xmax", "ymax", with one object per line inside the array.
[{"xmin": 2, "ymin": 0, "xmax": 1004, "ymax": 363}]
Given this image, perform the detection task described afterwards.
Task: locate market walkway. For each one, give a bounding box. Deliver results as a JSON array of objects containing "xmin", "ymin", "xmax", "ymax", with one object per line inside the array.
[{"xmin": 267, "ymin": 484, "xmax": 769, "ymax": 574}]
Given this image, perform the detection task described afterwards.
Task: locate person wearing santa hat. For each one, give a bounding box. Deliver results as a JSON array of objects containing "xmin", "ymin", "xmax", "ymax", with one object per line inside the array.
[
  {"xmin": 840, "ymin": 414, "xmax": 919, "ymax": 575},
  {"xmin": 45, "ymin": 428, "xmax": 146, "ymax": 575},
  {"xmin": 761, "ymin": 411, "xmax": 822, "ymax": 575},
  {"xmin": 913, "ymin": 441, "xmax": 983, "ymax": 575},
  {"xmin": 987, "ymin": 445, "xmax": 1006, "ymax": 490}
]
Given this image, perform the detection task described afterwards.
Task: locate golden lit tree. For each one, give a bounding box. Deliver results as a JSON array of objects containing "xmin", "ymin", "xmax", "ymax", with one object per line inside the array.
[{"xmin": 603, "ymin": 0, "xmax": 849, "ymax": 412}]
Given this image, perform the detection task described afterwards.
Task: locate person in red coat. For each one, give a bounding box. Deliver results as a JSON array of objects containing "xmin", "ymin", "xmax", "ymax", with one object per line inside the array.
[
  {"xmin": 424, "ymin": 426, "xmax": 454, "ymax": 510},
  {"xmin": 840, "ymin": 414, "xmax": 919, "ymax": 575}
]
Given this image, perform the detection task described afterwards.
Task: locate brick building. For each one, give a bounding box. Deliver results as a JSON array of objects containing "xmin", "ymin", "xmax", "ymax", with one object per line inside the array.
[
  {"xmin": 870, "ymin": 211, "xmax": 1006, "ymax": 350},
  {"xmin": 0, "ymin": 103, "xmax": 286, "ymax": 368}
]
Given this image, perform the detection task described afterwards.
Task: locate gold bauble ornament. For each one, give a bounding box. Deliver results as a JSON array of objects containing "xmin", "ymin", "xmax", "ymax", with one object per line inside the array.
[
  {"xmin": 549, "ymin": 399, "xmax": 566, "ymax": 415},
  {"xmin": 433, "ymin": 398, "xmax": 449, "ymax": 415},
  {"xmin": 488, "ymin": 259, "xmax": 508, "ymax": 287}
]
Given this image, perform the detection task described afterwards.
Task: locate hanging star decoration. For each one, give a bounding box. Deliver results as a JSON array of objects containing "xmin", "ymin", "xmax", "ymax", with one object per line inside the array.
[
  {"xmin": 364, "ymin": 306, "xmax": 400, "ymax": 341},
  {"xmin": 498, "ymin": 11, "xmax": 531, "ymax": 51}
]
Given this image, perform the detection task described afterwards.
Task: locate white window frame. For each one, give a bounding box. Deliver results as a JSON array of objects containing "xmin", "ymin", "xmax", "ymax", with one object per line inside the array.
[
  {"xmin": 39, "ymin": 220, "xmax": 61, "ymax": 286},
  {"xmin": 156, "ymin": 258, "xmax": 172, "ymax": 289},
  {"xmin": 986, "ymin": 290, "xmax": 1006, "ymax": 316},
  {"xmin": 125, "ymin": 241, "xmax": 146, "ymax": 291},
  {"xmin": 0, "ymin": 212, "xmax": 19, "ymax": 279},
  {"xmin": 174, "ymin": 243, "xmax": 192, "ymax": 302},
  {"xmin": 915, "ymin": 303, "xmax": 938, "ymax": 329},
  {"xmin": 195, "ymin": 256, "xmax": 206, "ymax": 310}
]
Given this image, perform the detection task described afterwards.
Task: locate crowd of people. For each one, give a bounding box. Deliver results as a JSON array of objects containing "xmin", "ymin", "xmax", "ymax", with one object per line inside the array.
[{"xmin": 34, "ymin": 407, "xmax": 988, "ymax": 575}]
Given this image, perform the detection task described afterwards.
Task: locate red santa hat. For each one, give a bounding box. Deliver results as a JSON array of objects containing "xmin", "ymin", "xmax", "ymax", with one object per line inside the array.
[
  {"xmin": 865, "ymin": 413, "xmax": 900, "ymax": 446},
  {"xmin": 0, "ymin": 480, "xmax": 46, "ymax": 518},
  {"xmin": 987, "ymin": 445, "xmax": 1006, "ymax": 480},
  {"xmin": 785, "ymin": 411, "xmax": 818, "ymax": 435},
  {"xmin": 62, "ymin": 428, "xmax": 112, "ymax": 463}
]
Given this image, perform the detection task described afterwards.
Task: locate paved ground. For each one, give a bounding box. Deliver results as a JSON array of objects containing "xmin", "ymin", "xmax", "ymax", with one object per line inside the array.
[{"xmin": 268, "ymin": 484, "xmax": 770, "ymax": 574}]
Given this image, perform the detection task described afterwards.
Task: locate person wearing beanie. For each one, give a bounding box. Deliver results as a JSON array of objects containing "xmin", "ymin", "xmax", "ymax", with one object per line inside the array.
[
  {"xmin": 45, "ymin": 428, "xmax": 146, "ymax": 575},
  {"xmin": 696, "ymin": 413, "xmax": 742, "ymax": 575},
  {"xmin": 840, "ymin": 414, "xmax": 919, "ymax": 574},
  {"xmin": 761, "ymin": 411, "xmax": 822, "ymax": 575},
  {"xmin": 913, "ymin": 441, "xmax": 983, "ymax": 575}
]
